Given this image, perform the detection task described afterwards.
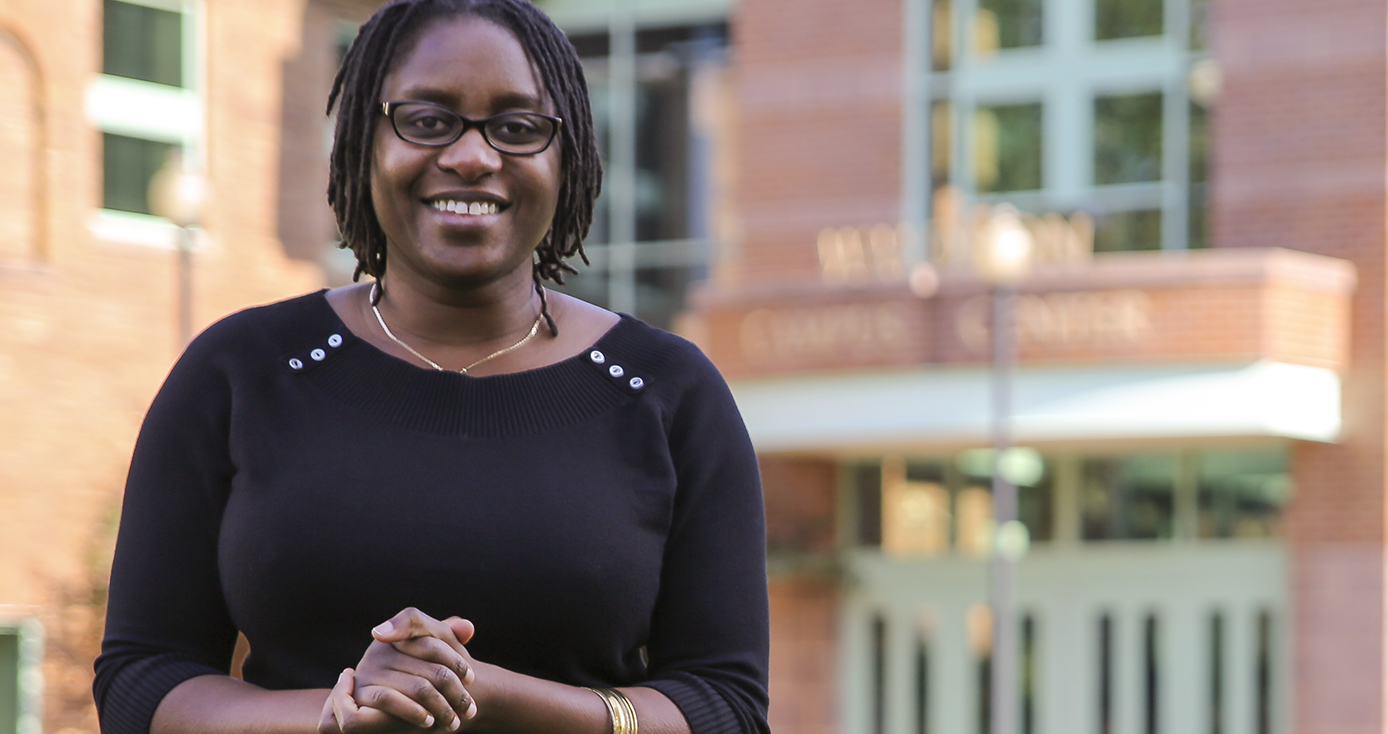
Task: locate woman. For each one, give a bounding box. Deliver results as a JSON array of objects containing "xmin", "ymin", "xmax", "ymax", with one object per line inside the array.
[{"xmin": 91, "ymin": 2, "xmax": 770, "ymax": 734}]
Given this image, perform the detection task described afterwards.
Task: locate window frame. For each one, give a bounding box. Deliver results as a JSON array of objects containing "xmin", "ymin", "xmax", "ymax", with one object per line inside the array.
[
  {"xmin": 88, "ymin": 0, "xmax": 205, "ymax": 249},
  {"xmin": 0, "ymin": 612, "xmax": 44, "ymax": 734},
  {"xmin": 545, "ymin": 6, "xmax": 729, "ymax": 327},
  {"xmin": 914, "ymin": 0, "xmax": 1209, "ymax": 252}
]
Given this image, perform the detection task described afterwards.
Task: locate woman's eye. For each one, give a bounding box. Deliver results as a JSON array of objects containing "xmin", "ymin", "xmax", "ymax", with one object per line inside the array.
[
  {"xmin": 407, "ymin": 115, "xmax": 447, "ymax": 130},
  {"xmin": 500, "ymin": 121, "xmax": 538, "ymax": 134}
]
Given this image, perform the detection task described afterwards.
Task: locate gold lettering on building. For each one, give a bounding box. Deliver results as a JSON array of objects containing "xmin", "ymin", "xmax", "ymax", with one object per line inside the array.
[
  {"xmin": 817, "ymin": 224, "xmax": 908, "ymax": 285},
  {"xmin": 957, "ymin": 290, "xmax": 1152, "ymax": 352},
  {"xmin": 739, "ymin": 303, "xmax": 914, "ymax": 364},
  {"xmin": 817, "ymin": 187, "xmax": 1096, "ymax": 285}
]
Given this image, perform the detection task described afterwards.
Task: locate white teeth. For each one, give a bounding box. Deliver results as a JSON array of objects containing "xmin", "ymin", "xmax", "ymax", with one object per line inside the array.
[{"xmin": 432, "ymin": 200, "xmax": 498, "ymax": 215}]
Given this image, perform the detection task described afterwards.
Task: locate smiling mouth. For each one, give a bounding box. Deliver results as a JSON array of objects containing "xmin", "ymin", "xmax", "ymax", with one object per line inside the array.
[{"xmin": 430, "ymin": 199, "xmax": 503, "ymax": 216}]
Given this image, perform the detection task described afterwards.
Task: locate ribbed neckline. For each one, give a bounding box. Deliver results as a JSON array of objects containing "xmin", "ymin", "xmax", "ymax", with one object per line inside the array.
[{"xmin": 288, "ymin": 291, "xmax": 662, "ymax": 438}]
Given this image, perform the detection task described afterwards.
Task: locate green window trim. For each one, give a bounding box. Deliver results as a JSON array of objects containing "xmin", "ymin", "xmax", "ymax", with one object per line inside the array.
[{"xmin": 0, "ymin": 616, "xmax": 43, "ymax": 734}]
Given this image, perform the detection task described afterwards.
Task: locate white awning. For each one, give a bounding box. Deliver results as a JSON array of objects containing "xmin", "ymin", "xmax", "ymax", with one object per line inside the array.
[{"xmin": 728, "ymin": 360, "xmax": 1341, "ymax": 452}]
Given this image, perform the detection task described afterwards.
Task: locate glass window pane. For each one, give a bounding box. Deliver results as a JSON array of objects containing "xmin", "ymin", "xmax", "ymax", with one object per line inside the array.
[
  {"xmin": 854, "ymin": 462, "xmax": 884, "ymax": 547},
  {"xmin": 635, "ymin": 75, "xmax": 688, "ymax": 243},
  {"xmin": 955, "ymin": 450, "xmax": 1053, "ymax": 543},
  {"xmin": 0, "ymin": 632, "xmax": 17, "ymax": 734},
  {"xmin": 1095, "ymin": 0, "xmax": 1164, "ymax": 41},
  {"xmin": 931, "ymin": 100, "xmax": 953, "ymax": 191},
  {"xmin": 1189, "ymin": 100, "xmax": 1210, "ymax": 248},
  {"xmin": 103, "ymin": 133, "xmax": 176, "ymax": 214},
  {"xmin": 882, "ymin": 459, "xmax": 950, "ymax": 557},
  {"xmin": 977, "ymin": 0, "xmax": 1044, "ymax": 54},
  {"xmin": 1095, "ymin": 92, "xmax": 1163, "ymax": 184},
  {"xmin": 548, "ymin": 265, "xmax": 610, "ymax": 311},
  {"xmin": 103, "ymin": 0, "xmax": 183, "ymax": 87},
  {"xmin": 1094, "ymin": 209, "xmax": 1161, "ymax": 252},
  {"xmin": 585, "ymin": 72, "xmax": 612, "ymax": 244},
  {"xmin": 1081, "ymin": 455, "xmax": 1176, "ymax": 540},
  {"xmin": 1197, "ymin": 450, "xmax": 1289, "ymax": 539},
  {"xmin": 933, "ymin": 0, "xmax": 953, "ymax": 71},
  {"xmin": 634, "ymin": 263, "xmax": 703, "ymax": 330},
  {"xmin": 1187, "ymin": 189, "xmax": 1208, "ymax": 249},
  {"xmin": 1189, "ymin": 100, "xmax": 1209, "ymax": 185},
  {"xmin": 975, "ymin": 102, "xmax": 1042, "ymax": 192},
  {"xmin": 1189, "ymin": 0, "xmax": 1211, "ymax": 50}
]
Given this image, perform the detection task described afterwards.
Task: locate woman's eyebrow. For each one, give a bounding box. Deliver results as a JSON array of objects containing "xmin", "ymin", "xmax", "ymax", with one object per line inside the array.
[{"xmin": 390, "ymin": 87, "xmax": 546, "ymax": 111}]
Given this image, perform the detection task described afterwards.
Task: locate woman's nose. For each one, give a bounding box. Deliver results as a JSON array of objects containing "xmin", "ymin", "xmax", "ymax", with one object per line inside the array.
[{"xmin": 436, "ymin": 128, "xmax": 503, "ymax": 177}]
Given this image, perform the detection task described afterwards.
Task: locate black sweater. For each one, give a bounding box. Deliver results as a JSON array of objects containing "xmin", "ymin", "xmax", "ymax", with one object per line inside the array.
[{"xmin": 93, "ymin": 292, "xmax": 770, "ymax": 734}]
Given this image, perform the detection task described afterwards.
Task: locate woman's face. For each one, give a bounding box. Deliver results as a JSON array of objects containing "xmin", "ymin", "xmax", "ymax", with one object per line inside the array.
[{"xmin": 371, "ymin": 16, "xmax": 562, "ymax": 291}]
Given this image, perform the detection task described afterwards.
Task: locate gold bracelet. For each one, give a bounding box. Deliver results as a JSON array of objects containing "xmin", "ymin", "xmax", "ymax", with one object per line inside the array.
[{"xmin": 584, "ymin": 687, "xmax": 639, "ymax": 734}]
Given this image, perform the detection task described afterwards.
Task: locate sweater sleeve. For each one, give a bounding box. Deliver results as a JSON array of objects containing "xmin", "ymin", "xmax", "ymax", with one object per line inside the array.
[
  {"xmin": 93, "ymin": 329, "xmax": 241, "ymax": 734},
  {"xmin": 638, "ymin": 348, "xmax": 771, "ymax": 734}
]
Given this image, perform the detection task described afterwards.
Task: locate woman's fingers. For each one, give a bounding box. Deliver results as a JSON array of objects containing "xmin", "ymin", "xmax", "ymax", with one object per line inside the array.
[
  {"xmin": 354, "ymin": 676, "xmax": 454, "ymax": 731},
  {"xmin": 442, "ymin": 617, "xmax": 475, "ymax": 646},
  {"xmin": 390, "ymin": 636, "xmax": 474, "ymax": 696},
  {"xmin": 326, "ymin": 669, "xmax": 397, "ymax": 734},
  {"xmin": 372, "ymin": 607, "xmax": 463, "ymax": 651},
  {"xmin": 318, "ymin": 668, "xmax": 354, "ymax": 733},
  {"xmin": 355, "ymin": 608, "xmax": 482, "ymax": 726}
]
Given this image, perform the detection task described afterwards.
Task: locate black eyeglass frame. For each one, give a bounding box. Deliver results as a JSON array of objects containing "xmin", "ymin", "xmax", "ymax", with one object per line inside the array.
[{"xmin": 380, "ymin": 101, "xmax": 564, "ymax": 155}]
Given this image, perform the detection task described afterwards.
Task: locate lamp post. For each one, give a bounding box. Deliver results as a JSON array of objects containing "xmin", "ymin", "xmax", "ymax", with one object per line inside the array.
[
  {"xmin": 977, "ymin": 205, "xmax": 1034, "ymax": 734},
  {"xmin": 149, "ymin": 151, "xmax": 207, "ymax": 348}
]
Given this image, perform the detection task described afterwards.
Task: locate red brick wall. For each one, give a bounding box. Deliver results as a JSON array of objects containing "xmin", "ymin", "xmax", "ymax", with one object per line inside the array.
[
  {"xmin": 0, "ymin": 1, "xmax": 323, "ymax": 731},
  {"xmin": 1215, "ymin": 0, "xmax": 1388, "ymax": 730},
  {"xmin": 762, "ymin": 455, "xmax": 839, "ymax": 554},
  {"xmin": 734, "ymin": 0, "xmax": 904, "ymax": 284},
  {"xmin": 768, "ymin": 578, "xmax": 838, "ymax": 734},
  {"xmin": 759, "ymin": 455, "xmax": 840, "ymax": 734}
]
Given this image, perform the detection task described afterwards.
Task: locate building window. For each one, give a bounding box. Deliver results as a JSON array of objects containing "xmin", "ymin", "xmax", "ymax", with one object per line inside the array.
[
  {"xmin": 0, "ymin": 617, "xmax": 43, "ymax": 734},
  {"xmin": 1094, "ymin": 92, "xmax": 1163, "ymax": 185},
  {"xmin": 975, "ymin": 102, "xmax": 1043, "ymax": 192},
  {"xmin": 976, "ymin": 0, "xmax": 1044, "ymax": 53},
  {"xmin": 1188, "ymin": 99, "xmax": 1210, "ymax": 248},
  {"xmin": 933, "ymin": 0, "xmax": 954, "ymax": 71},
  {"xmin": 1189, "ymin": 0, "xmax": 1212, "ymax": 49},
  {"xmin": 1095, "ymin": 0, "xmax": 1164, "ymax": 41},
  {"xmin": 90, "ymin": 0, "xmax": 200, "ymax": 246},
  {"xmin": 1094, "ymin": 208, "xmax": 1161, "ymax": 252},
  {"xmin": 848, "ymin": 453, "xmax": 1054, "ymax": 555},
  {"xmin": 923, "ymin": 0, "xmax": 1209, "ymax": 252},
  {"xmin": 1081, "ymin": 455, "xmax": 1176, "ymax": 540},
  {"xmin": 1198, "ymin": 451, "xmax": 1288, "ymax": 539},
  {"xmin": 931, "ymin": 100, "xmax": 954, "ymax": 191},
  {"xmin": 554, "ymin": 22, "xmax": 728, "ymax": 330},
  {"xmin": 845, "ymin": 449, "xmax": 1288, "ymax": 550},
  {"xmin": 103, "ymin": 133, "xmax": 177, "ymax": 215},
  {"xmin": 103, "ymin": 0, "xmax": 184, "ymax": 87}
]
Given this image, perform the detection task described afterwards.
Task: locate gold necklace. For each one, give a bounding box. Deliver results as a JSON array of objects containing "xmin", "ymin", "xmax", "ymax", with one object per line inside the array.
[{"xmin": 369, "ymin": 282, "xmax": 544, "ymax": 374}]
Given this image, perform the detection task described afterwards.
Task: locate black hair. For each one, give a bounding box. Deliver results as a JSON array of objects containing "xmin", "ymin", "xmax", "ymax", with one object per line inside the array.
[{"xmin": 326, "ymin": 0, "xmax": 602, "ymax": 334}]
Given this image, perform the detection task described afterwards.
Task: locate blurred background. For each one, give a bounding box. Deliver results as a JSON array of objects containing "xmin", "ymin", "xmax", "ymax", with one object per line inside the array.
[{"xmin": 0, "ymin": 0, "xmax": 1380, "ymax": 732}]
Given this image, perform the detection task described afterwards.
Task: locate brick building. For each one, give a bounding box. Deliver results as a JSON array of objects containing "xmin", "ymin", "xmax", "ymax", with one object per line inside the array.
[
  {"xmin": 0, "ymin": 0, "xmax": 1384, "ymax": 733},
  {"xmin": 0, "ymin": 0, "xmax": 334, "ymax": 730},
  {"xmin": 693, "ymin": 0, "xmax": 1388, "ymax": 732}
]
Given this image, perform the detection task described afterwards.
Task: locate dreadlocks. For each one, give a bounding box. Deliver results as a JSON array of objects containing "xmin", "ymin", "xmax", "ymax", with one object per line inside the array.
[{"xmin": 325, "ymin": 0, "xmax": 602, "ymax": 335}]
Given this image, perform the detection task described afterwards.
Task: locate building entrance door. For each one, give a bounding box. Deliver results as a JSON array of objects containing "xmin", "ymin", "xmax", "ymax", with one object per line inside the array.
[{"xmin": 839, "ymin": 543, "xmax": 1288, "ymax": 734}]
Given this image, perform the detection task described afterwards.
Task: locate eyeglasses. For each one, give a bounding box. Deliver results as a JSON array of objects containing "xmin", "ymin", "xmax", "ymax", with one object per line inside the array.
[{"xmin": 381, "ymin": 101, "xmax": 563, "ymax": 155}]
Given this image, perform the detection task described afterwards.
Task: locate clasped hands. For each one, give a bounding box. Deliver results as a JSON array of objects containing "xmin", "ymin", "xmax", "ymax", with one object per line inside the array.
[{"xmin": 318, "ymin": 608, "xmax": 482, "ymax": 734}]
